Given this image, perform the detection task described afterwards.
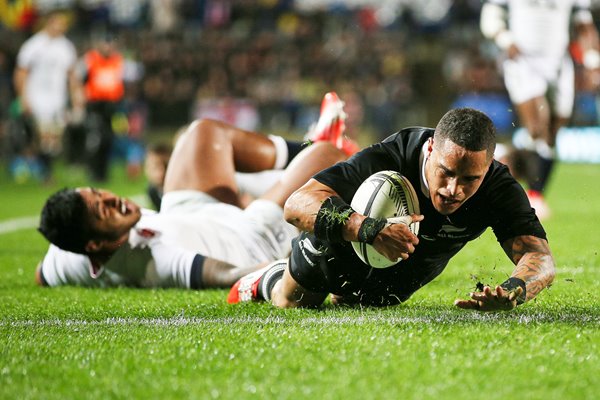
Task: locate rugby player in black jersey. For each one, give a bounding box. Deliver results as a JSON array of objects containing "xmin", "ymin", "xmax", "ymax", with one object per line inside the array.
[{"xmin": 229, "ymin": 108, "xmax": 555, "ymax": 312}]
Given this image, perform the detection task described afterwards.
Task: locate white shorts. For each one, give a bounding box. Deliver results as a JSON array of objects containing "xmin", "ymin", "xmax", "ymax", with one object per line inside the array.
[
  {"xmin": 503, "ymin": 54, "xmax": 574, "ymax": 118},
  {"xmin": 160, "ymin": 190, "xmax": 298, "ymax": 264},
  {"xmin": 161, "ymin": 190, "xmax": 220, "ymax": 214}
]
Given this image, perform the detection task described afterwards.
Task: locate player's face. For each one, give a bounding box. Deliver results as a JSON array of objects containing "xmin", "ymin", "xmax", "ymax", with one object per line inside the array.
[
  {"xmin": 77, "ymin": 187, "xmax": 142, "ymax": 243},
  {"xmin": 425, "ymin": 138, "xmax": 491, "ymax": 215},
  {"xmin": 46, "ymin": 14, "xmax": 70, "ymax": 37}
]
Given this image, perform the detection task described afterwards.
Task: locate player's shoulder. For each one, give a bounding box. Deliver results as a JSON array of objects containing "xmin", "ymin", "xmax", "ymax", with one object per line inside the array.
[
  {"xmin": 382, "ymin": 126, "xmax": 433, "ymax": 144},
  {"xmin": 17, "ymin": 32, "xmax": 44, "ymax": 56},
  {"xmin": 480, "ymin": 159, "xmax": 527, "ymax": 201},
  {"xmin": 488, "ymin": 159, "xmax": 514, "ymax": 180},
  {"xmin": 378, "ymin": 126, "xmax": 432, "ymax": 161}
]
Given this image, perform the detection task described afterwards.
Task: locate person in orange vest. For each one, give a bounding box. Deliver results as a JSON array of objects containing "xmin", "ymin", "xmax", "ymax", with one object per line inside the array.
[{"xmin": 82, "ymin": 34, "xmax": 125, "ymax": 182}]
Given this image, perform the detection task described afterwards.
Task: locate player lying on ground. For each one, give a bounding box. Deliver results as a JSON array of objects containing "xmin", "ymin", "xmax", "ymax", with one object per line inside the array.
[
  {"xmin": 229, "ymin": 108, "xmax": 556, "ymax": 312},
  {"xmin": 35, "ymin": 93, "xmax": 356, "ymax": 289}
]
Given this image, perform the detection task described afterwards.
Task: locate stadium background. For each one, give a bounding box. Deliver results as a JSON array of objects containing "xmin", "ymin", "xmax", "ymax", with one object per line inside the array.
[
  {"xmin": 1, "ymin": 0, "xmax": 599, "ymax": 161},
  {"xmin": 1, "ymin": 2, "xmax": 600, "ymax": 399}
]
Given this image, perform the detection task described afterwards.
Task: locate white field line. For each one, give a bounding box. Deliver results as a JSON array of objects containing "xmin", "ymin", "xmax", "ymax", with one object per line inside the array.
[
  {"xmin": 0, "ymin": 216, "xmax": 39, "ymax": 234},
  {"xmin": 1, "ymin": 312, "xmax": 599, "ymax": 328},
  {"xmin": 0, "ymin": 194, "xmax": 147, "ymax": 235}
]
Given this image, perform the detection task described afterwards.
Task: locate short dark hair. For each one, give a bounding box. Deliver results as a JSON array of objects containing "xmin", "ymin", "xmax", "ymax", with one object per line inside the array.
[
  {"xmin": 38, "ymin": 188, "xmax": 91, "ymax": 254},
  {"xmin": 147, "ymin": 142, "xmax": 172, "ymax": 158},
  {"xmin": 434, "ymin": 108, "xmax": 496, "ymax": 159}
]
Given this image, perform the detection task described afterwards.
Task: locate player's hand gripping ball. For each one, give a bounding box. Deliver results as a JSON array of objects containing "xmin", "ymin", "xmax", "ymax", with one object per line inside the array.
[{"xmin": 350, "ymin": 170, "xmax": 420, "ymax": 268}]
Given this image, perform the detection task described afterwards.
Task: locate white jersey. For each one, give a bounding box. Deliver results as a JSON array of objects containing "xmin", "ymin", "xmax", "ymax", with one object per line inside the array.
[
  {"xmin": 16, "ymin": 31, "xmax": 77, "ymax": 122},
  {"xmin": 40, "ymin": 193, "xmax": 298, "ymax": 289},
  {"xmin": 488, "ymin": 0, "xmax": 592, "ymax": 59}
]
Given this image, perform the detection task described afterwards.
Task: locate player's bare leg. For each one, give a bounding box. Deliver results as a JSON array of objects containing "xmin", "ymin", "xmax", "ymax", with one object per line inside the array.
[
  {"xmin": 163, "ymin": 119, "xmax": 278, "ymax": 206},
  {"xmin": 515, "ymin": 96, "xmax": 554, "ymax": 219},
  {"xmin": 515, "ymin": 96, "xmax": 550, "ymax": 144},
  {"xmin": 260, "ymin": 141, "xmax": 346, "ymax": 208},
  {"xmin": 270, "ymin": 267, "xmax": 328, "ymax": 308},
  {"xmin": 228, "ymin": 258, "xmax": 328, "ymax": 307}
]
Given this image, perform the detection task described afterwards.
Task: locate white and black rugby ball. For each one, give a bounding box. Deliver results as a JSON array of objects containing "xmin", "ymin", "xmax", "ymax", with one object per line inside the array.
[{"xmin": 350, "ymin": 170, "xmax": 420, "ymax": 269}]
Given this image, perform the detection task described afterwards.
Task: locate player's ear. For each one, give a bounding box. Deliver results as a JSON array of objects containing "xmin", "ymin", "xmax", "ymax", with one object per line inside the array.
[
  {"xmin": 84, "ymin": 239, "xmax": 103, "ymax": 253},
  {"xmin": 427, "ymin": 137, "xmax": 434, "ymax": 154}
]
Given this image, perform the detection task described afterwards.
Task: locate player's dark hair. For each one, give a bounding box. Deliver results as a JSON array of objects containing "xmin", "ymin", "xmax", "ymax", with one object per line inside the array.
[
  {"xmin": 147, "ymin": 142, "xmax": 172, "ymax": 157},
  {"xmin": 434, "ymin": 108, "xmax": 496, "ymax": 159},
  {"xmin": 38, "ymin": 188, "xmax": 92, "ymax": 254}
]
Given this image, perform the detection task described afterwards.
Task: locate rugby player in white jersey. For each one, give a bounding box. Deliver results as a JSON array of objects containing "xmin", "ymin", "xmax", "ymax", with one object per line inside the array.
[
  {"xmin": 480, "ymin": 0, "xmax": 600, "ymax": 219},
  {"xmin": 35, "ymin": 93, "xmax": 355, "ymax": 289}
]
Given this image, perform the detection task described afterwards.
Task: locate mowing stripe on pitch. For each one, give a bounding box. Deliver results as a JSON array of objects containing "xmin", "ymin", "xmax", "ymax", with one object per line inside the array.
[{"xmin": 2, "ymin": 312, "xmax": 598, "ymax": 327}]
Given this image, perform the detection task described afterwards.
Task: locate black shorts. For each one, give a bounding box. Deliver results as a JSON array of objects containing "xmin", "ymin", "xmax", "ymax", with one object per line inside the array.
[{"xmin": 289, "ymin": 232, "xmax": 428, "ymax": 307}]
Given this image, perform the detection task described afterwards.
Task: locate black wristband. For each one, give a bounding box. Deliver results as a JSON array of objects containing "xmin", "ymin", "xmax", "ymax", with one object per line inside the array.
[
  {"xmin": 500, "ymin": 277, "xmax": 527, "ymax": 305},
  {"xmin": 357, "ymin": 217, "xmax": 387, "ymax": 244},
  {"xmin": 314, "ymin": 196, "xmax": 355, "ymax": 243}
]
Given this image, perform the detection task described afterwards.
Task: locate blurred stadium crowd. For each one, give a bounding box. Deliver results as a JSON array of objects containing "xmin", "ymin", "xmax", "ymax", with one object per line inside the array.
[{"xmin": 1, "ymin": 0, "xmax": 600, "ymax": 182}]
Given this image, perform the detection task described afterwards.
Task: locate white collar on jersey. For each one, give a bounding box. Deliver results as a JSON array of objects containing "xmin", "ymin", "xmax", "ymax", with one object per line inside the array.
[{"xmin": 419, "ymin": 141, "xmax": 430, "ymax": 198}]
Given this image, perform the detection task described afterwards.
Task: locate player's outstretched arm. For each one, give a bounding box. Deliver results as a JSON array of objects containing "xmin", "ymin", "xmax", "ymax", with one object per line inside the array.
[{"xmin": 455, "ymin": 235, "xmax": 555, "ymax": 312}]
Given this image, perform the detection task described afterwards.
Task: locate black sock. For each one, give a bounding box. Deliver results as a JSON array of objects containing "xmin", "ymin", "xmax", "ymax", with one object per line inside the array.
[
  {"xmin": 285, "ymin": 141, "xmax": 305, "ymax": 167},
  {"xmin": 258, "ymin": 260, "xmax": 287, "ymax": 301},
  {"xmin": 530, "ymin": 154, "xmax": 555, "ymax": 193}
]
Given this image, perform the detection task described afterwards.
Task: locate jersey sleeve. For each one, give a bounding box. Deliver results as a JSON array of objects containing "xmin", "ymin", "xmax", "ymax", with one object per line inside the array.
[
  {"xmin": 39, "ymin": 244, "xmax": 102, "ymax": 287},
  {"xmin": 485, "ymin": 165, "xmax": 547, "ymax": 243},
  {"xmin": 16, "ymin": 39, "xmax": 36, "ymax": 69},
  {"xmin": 64, "ymin": 39, "xmax": 78, "ymax": 69},
  {"xmin": 129, "ymin": 237, "xmax": 201, "ymax": 289}
]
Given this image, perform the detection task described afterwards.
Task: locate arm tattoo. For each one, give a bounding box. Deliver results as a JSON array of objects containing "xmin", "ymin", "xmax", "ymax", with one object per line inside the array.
[{"xmin": 501, "ymin": 235, "xmax": 556, "ymax": 301}]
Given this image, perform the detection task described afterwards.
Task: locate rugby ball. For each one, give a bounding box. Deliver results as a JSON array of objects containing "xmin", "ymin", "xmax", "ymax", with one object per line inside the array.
[{"xmin": 350, "ymin": 170, "xmax": 420, "ymax": 268}]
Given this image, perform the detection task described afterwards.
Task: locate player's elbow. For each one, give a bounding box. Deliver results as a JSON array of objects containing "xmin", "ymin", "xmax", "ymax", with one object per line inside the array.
[
  {"xmin": 283, "ymin": 194, "xmax": 300, "ymax": 225},
  {"xmin": 34, "ymin": 262, "xmax": 48, "ymax": 287}
]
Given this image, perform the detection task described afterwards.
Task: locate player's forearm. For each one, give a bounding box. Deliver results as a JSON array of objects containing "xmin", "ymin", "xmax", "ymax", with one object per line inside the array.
[
  {"xmin": 68, "ymin": 70, "xmax": 85, "ymax": 108},
  {"xmin": 284, "ymin": 179, "xmax": 342, "ymax": 231},
  {"xmin": 505, "ymin": 236, "xmax": 555, "ymax": 302},
  {"xmin": 284, "ymin": 188, "xmax": 334, "ymax": 232},
  {"xmin": 511, "ymin": 252, "xmax": 555, "ymax": 301},
  {"xmin": 13, "ymin": 68, "xmax": 27, "ymax": 98}
]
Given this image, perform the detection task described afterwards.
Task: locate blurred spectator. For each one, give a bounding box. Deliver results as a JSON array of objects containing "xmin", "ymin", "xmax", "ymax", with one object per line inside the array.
[
  {"xmin": 80, "ymin": 33, "xmax": 125, "ymax": 182},
  {"xmin": 12, "ymin": 9, "xmax": 83, "ymax": 182},
  {"xmin": 192, "ymin": 96, "xmax": 260, "ymax": 131},
  {"xmin": 6, "ymin": 0, "xmax": 599, "ymax": 154},
  {"xmin": 0, "ymin": 48, "xmax": 13, "ymax": 159}
]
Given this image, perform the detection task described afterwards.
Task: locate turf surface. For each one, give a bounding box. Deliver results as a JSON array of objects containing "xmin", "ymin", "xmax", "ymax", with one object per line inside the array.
[{"xmin": 1, "ymin": 162, "xmax": 599, "ymax": 399}]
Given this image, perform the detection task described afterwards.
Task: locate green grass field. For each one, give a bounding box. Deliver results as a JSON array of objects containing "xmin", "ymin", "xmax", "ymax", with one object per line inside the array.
[{"xmin": 1, "ymin": 162, "xmax": 599, "ymax": 400}]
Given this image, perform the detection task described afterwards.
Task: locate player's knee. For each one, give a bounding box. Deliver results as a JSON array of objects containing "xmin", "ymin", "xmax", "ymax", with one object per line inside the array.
[
  {"xmin": 187, "ymin": 119, "xmax": 218, "ymax": 141},
  {"xmin": 271, "ymin": 295, "xmax": 300, "ymax": 309},
  {"xmin": 270, "ymin": 285, "xmax": 301, "ymax": 308}
]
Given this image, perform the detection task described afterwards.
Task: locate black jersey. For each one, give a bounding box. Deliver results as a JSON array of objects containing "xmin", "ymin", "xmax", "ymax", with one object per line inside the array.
[{"xmin": 289, "ymin": 127, "xmax": 546, "ymax": 306}]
